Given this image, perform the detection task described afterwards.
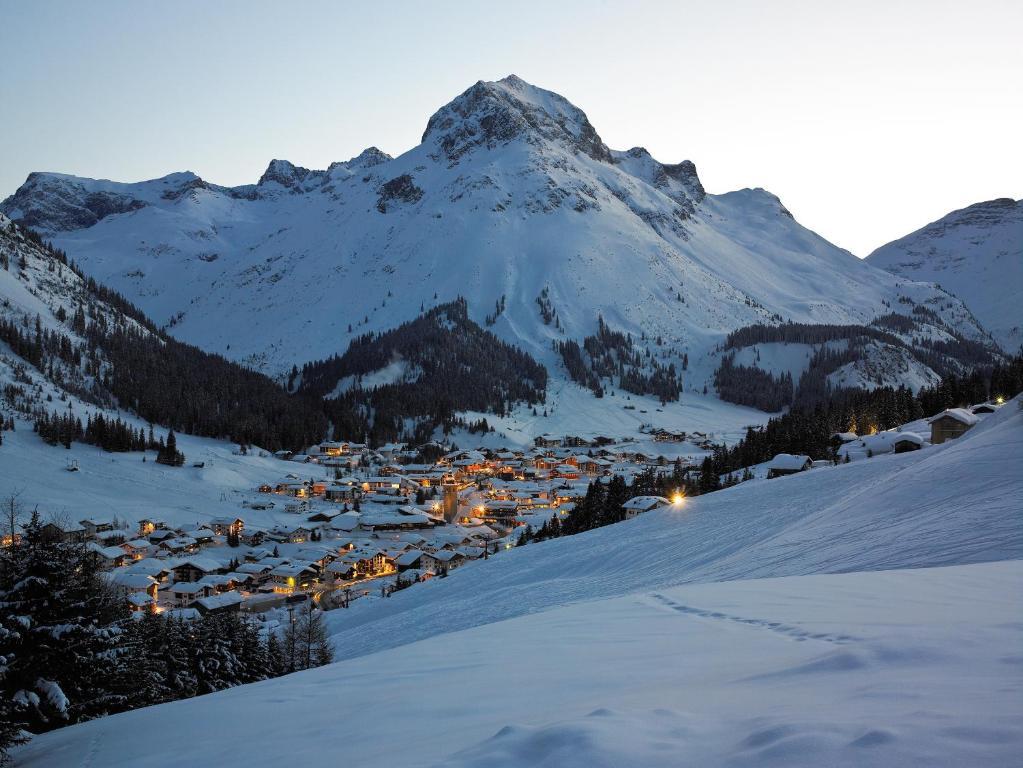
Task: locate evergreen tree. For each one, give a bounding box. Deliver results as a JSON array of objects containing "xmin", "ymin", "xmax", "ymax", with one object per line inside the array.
[
  {"xmin": 292, "ymin": 603, "xmax": 334, "ymax": 670},
  {"xmin": 266, "ymin": 634, "xmax": 286, "ymax": 678},
  {"xmin": 0, "ymin": 511, "xmax": 127, "ymax": 734}
]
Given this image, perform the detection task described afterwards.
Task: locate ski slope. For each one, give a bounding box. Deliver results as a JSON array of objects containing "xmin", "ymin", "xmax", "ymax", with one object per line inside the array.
[{"xmin": 13, "ymin": 398, "xmax": 1022, "ymax": 768}]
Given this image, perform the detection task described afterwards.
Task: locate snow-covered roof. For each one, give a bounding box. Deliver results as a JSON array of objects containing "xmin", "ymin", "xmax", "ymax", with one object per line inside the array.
[
  {"xmin": 765, "ymin": 454, "xmax": 812, "ymax": 471},
  {"xmin": 928, "ymin": 408, "xmax": 979, "ymax": 426},
  {"xmin": 169, "ymin": 582, "xmax": 210, "ymax": 594},
  {"xmin": 176, "ymin": 557, "xmax": 221, "ymax": 573},
  {"xmin": 622, "ymin": 495, "xmax": 671, "ymax": 511},
  {"xmin": 196, "ymin": 592, "xmax": 244, "ymax": 611},
  {"xmin": 395, "ymin": 549, "xmax": 424, "ymax": 566},
  {"xmin": 108, "ymin": 572, "xmax": 157, "ymax": 589}
]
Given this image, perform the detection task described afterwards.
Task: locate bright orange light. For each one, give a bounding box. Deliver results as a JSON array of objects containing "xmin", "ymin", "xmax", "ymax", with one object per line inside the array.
[{"xmin": 671, "ymin": 492, "xmax": 685, "ymax": 505}]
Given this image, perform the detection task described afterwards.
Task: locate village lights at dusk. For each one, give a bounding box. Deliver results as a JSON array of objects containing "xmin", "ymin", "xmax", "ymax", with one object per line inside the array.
[{"xmin": 0, "ymin": 3, "xmax": 1019, "ymax": 766}]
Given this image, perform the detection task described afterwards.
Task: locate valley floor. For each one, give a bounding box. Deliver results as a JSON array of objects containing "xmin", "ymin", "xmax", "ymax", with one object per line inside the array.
[{"xmin": 16, "ymin": 561, "xmax": 1022, "ymax": 768}]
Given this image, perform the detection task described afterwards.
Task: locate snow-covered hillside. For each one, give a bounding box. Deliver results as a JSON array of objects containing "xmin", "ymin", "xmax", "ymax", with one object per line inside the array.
[
  {"xmin": 2, "ymin": 76, "xmax": 992, "ymax": 401},
  {"xmin": 14, "ymin": 398, "xmax": 1022, "ymax": 768},
  {"xmin": 868, "ymin": 198, "xmax": 1023, "ymax": 353},
  {"xmin": 325, "ymin": 395, "xmax": 1023, "ymax": 659}
]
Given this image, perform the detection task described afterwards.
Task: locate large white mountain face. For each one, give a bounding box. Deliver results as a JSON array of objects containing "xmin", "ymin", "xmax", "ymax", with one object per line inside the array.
[
  {"xmin": 1, "ymin": 75, "xmax": 991, "ymax": 389},
  {"xmin": 867, "ymin": 199, "xmax": 1023, "ymax": 353}
]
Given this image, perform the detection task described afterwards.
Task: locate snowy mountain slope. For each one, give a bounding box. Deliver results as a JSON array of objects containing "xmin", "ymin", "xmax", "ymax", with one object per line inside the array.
[
  {"xmin": 13, "ymin": 403, "xmax": 1023, "ymax": 767},
  {"xmin": 825, "ymin": 340, "xmax": 941, "ymax": 392},
  {"xmin": 15, "ymin": 563, "xmax": 1023, "ymax": 768},
  {"xmin": 2, "ymin": 76, "xmax": 992, "ymax": 401},
  {"xmin": 324, "ymin": 396, "xmax": 1022, "ymax": 661},
  {"xmin": 0, "ymin": 211, "xmax": 155, "ymax": 408},
  {"xmin": 867, "ymin": 198, "xmax": 1023, "ymax": 353}
]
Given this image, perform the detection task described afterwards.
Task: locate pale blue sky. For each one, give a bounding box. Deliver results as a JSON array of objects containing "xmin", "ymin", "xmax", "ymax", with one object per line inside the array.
[{"xmin": 1, "ymin": 0, "xmax": 1020, "ymax": 255}]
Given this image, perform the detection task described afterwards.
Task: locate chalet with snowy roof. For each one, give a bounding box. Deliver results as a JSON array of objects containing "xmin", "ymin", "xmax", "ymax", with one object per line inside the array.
[
  {"xmin": 196, "ymin": 591, "xmax": 244, "ymax": 615},
  {"xmin": 307, "ymin": 509, "xmax": 341, "ymax": 523},
  {"xmin": 125, "ymin": 558, "xmax": 172, "ymax": 582},
  {"xmin": 169, "ymin": 581, "xmax": 215, "ymax": 607},
  {"xmin": 358, "ymin": 508, "xmax": 434, "ymax": 532},
  {"xmin": 971, "ymin": 401, "xmax": 1003, "ymax": 414},
  {"xmin": 88, "ymin": 543, "xmax": 129, "ymax": 569},
  {"xmin": 79, "ymin": 517, "xmax": 116, "ymax": 537},
  {"xmin": 172, "ymin": 558, "xmax": 222, "ymax": 583},
  {"xmin": 188, "ymin": 528, "xmax": 216, "ymax": 547},
  {"xmin": 892, "ymin": 432, "xmax": 925, "ymax": 453},
  {"xmin": 208, "ymin": 517, "xmax": 244, "ymax": 536},
  {"xmin": 341, "ymin": 548, "xmax": 393, "ymax": 577},
  {"xmin": 270, "ymin": 563, "xmax": 318, "ymax": 593},
  {"xmin": 325, "ymin": 483, "xmax": 361, "ymax": 503},
  {"xmin": 394, "ymin": 549, "xmax": 425, "ymax": 571},
  {"xmin": 830, "ymin": 432, "xmax": 859, "ymax": 446},
  {"xmin": 127, "ymin": 592, "xmax": 157, "ymax": 613},
  {"xmin": 421, "ymin": 549, "xmax": 465, "ymax": 573},
  {"xmin": 121, "ymin": 538, "xmax": 152, "ymax": 559},
  {"xmin": 362, "ymin": 476, "xmax": 403, "ymax": 493},
  {"xmin": 160, "ymin": 535, "xmax": 194, "ymax": 553},
  {"xmin": 316, "ymin": 441, "xmax": 348, "ymax": 456},
  {"xmin": 137, "ymin": 518, "xmax": 165, "ymax": 536},
  {"xmin": 652, "ymin": 429, "xmax": 685, "ymax": 442},
  {"xmin": 622, "ymin": 496, "xmax": 671, "ymax": 520},
  {"xmin": 95, "ymin": 529, "xmax": 127, "ymax": 546},
  {"xmin": 40, "ymin": 521, "xmax": 88, "ymax": 544},
  {"xmin": 765, "ymin": 454, "xmax": 812, "ymax": 479},
  {"xmin": 325, "ymin": 561, "xmax": 356, "ymax": 581},
  {"xmin": 928, "ymin": 408, "xmax": 979, "ymax": 444}
]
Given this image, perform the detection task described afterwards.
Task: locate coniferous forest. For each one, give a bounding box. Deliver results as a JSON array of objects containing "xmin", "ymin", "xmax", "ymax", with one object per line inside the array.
[
  {"xmin": 703, "ymin": 353, "xmax": 1023, "ymax": 483},
  {"xmin": 714, "ymin": 319, "xmax": 1002, "ymax": 412},
  {"xmin": 0, "ymin": 511, "xmax": 332, "ymax": 758},
  {"xmin": 299, "ymin": 298, "xmax": 548, "ymax": 445}
]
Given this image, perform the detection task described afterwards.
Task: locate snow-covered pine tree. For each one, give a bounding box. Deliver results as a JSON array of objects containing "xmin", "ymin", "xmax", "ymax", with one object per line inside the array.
[
  {"xmin": 0, "ymin": 510, "xmax": 127, "ymax": 734},
  {"xmin": 292, "ymin": 603, "xmax": 334, "ymax": 670},
  {"xmin": 265, "ymin": 633, "xmax": 286, "ymax": 678}
]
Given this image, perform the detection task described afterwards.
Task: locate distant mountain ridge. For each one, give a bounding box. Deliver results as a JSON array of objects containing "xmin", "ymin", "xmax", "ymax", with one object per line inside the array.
[
  {"xmin": 867, "ymin": 198, "xmax": 1022, "ymax": 353},
  {"xmin": 1, "ymin": 76, "xmax": 999, "ymax": 427}
]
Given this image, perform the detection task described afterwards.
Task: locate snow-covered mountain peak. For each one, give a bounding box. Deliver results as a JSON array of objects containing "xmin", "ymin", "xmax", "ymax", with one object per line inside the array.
[
  {"xmin": 612, "ymin": 147, "xmax": 706, "ymax": 205},
  {"xmin": 2, "ymin": 170, "xmax": 215, "ymax": 230},
  {"xmin": 332, "ymin": 146, "xmax": 392, "ymax": 172},
  {"xmin": 256, "ymin": 158, "xmax": 327, "ymax": 193},
  {"xmin": 868, "ymin": 198, "xmax": 1022, "ymax": 351},
  {"xmin": 0, "ymin": 74, "xmax": 1001, "ymax": 401},
  {"xmin": 421, "ymin": 75, "xmax": 613, "ymax": 164}
]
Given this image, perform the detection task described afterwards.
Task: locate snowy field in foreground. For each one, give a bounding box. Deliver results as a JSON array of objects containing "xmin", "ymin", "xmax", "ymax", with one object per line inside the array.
[{"xmin": 16, "ymin": 561, "xmax": 1023, "ymax": 768}]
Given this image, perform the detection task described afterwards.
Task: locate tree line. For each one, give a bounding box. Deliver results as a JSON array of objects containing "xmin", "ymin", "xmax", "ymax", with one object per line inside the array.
[
  {"xmin": 2, "ymin": 219, "xmax": 329, "ymax": 452},
  {"xmin": 301, "ymin": 298, "xmax": 548, "ymax": 445},
  {"xmin": 557, "ymin": 315, "xmax": 682, "ymax": 402},
  {"xmin": 703, "ymin": 353, "xmax": 1023, "ymax": 483}
]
